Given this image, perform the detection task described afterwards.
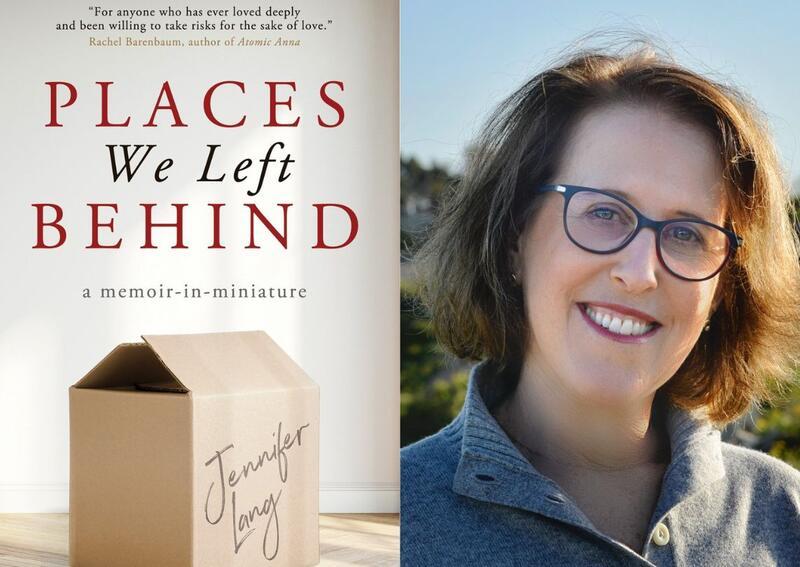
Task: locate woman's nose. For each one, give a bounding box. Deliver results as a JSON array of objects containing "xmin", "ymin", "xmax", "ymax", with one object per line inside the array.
[{"xmin": 608, "ymin": 228, "xmax": 660, "ymax": 293}]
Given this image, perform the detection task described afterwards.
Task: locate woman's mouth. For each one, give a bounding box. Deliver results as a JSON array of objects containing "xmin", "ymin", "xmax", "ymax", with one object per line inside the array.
[{"xmin": 577, "ymin": 303, "xmax": 661, "ymax": 343}]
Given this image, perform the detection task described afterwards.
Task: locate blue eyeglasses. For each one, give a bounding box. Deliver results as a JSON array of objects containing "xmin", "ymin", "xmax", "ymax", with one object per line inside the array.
[{"xmin": 535, "ymin": 184, "xmax": 742, "ymax": 282}]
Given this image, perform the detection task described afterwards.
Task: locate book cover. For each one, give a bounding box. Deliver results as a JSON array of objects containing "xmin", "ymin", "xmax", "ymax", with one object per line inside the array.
[{"xmin": 0, "ymin": 0, "xmax": 399, "ymax": 533}]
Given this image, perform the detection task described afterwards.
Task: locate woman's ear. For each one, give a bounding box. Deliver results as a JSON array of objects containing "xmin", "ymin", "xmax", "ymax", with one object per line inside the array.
[
  {"xmin": 510, "ymin": 248, "xmax": 520, "ymax": 280},
  {"xmin": 510, "ymin": 196, "xmax": 543, "ymax": 284},
  {"xmin": 710, "ymin": 272, "xmax": 727, "ymax": 313},
  {"xmin": 509, "ymin": 231, "xmax": 525, "ymax": 283}
]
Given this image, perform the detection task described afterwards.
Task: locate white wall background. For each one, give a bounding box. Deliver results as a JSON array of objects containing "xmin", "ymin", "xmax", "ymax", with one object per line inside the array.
[{"xmin": 0, "ymin": 0, "xmax": 399, "ymax": 513}]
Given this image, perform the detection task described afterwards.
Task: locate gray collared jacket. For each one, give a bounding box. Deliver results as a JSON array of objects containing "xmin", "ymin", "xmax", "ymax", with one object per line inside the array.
[{"xmin": 401, "ymin": 363, "xmax": 800, "ymax": 566}]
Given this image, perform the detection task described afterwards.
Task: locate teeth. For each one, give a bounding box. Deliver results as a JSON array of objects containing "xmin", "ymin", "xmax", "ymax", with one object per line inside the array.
[{"xmin": 584, "ymin": 305, "xmax": 653, "ymax": 337}]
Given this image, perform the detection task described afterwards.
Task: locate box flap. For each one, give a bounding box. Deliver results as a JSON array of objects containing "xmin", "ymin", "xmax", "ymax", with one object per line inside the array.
[
  {"xmin": 73, "ymin": 343, "xmax": 186, "ymax": 391},
  {"xmin": 142, "ymin": 330, "xmax": 316, "ymax": 396}
]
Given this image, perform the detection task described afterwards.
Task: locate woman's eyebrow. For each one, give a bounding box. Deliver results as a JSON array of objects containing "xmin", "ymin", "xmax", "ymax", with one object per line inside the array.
[{"xmin": 603, "ymin": 188, "xmax": 710, "ymax": 222}]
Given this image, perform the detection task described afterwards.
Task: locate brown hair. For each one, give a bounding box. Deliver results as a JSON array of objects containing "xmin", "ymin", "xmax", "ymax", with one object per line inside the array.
[{"xmin": 414, "ymin": 43, "xmax": 800, "ymax": 424}]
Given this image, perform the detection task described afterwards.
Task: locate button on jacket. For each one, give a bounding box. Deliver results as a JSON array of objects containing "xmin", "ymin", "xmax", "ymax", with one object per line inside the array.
[{"xmin": 401, "ymin": 363, "xmax": 800, "ymax": 566}]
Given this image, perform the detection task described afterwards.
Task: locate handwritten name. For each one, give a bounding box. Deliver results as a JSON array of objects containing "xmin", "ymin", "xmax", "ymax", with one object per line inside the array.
[{"xmin": 203, "ymin": 420, "xmax": 311, "ymax": 561}]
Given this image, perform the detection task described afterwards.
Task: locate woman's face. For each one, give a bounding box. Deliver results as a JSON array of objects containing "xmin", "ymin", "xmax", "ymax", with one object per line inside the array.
[{"xmin": 516, "ymin": 103, "xmax": 726, "ymax": 407}]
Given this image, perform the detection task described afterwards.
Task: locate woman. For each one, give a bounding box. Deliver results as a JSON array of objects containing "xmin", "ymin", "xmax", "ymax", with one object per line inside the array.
[{"xmin": 401, "ymin": 45, "xmax": 800, "ymax": 566}]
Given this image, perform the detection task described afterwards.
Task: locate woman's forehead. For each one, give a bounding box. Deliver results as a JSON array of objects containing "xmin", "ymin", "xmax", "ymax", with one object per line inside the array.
[{"xmin": 555, "ymin": 103, "xmax": 727, "ymax": 223}]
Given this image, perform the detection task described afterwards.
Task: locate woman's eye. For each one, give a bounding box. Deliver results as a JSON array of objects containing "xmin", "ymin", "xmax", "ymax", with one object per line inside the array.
[
  {"xmin": 589, "ymin": 207, "xmax": 618, "ymax": 220},
  {"xmin": 667, "ymin": 225, "xmax": 703, "ymax": 244}
]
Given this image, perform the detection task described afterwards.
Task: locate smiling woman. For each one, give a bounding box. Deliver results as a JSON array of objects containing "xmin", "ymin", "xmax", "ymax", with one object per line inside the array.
[
  {"xmin": 401, "ymin": 43, "xmax": 800, "ymax": 565},
  {"xmin": 516, "ymin": 105, "xmax": 729, "ymax": 412}
]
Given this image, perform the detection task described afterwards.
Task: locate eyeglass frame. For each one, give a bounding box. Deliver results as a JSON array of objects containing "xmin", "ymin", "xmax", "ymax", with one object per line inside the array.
[{"xmin": 534, "ymin": 184, "xmax": 744, "ymax": 282}]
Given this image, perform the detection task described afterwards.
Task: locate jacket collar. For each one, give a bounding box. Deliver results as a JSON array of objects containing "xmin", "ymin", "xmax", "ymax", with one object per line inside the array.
[{"xmin": 452, "ymin": 362, "xmax": 725, "ymax": 540}]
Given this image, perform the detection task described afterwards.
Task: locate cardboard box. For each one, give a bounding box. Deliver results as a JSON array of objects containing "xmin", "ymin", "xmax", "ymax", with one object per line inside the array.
[{"xmin": 69, "ymin": 331, "xmax": 320, "ymax": 566}]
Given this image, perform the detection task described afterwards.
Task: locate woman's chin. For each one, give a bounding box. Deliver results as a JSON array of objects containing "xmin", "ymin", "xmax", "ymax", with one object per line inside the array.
[{"xmin": 565, "ymin": 368, "xmax": 650, "ymax": 407}]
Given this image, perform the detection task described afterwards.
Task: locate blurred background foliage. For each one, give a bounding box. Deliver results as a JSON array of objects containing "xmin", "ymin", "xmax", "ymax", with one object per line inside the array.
[{"xmin": 401, "ymin": 156, "xmax": 800, "ymax": 468}]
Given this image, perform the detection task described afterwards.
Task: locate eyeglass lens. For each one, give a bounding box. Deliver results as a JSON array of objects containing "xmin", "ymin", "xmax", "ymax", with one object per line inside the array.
[{"xmin": 565, "ymin": 190, "xmax": 730, "ymax": 279}]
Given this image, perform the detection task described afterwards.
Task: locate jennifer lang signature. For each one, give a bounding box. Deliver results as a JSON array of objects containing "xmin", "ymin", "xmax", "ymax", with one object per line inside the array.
[{"xmin": 203, "ymin": 421, "xmax": 311, "ymax": 561}]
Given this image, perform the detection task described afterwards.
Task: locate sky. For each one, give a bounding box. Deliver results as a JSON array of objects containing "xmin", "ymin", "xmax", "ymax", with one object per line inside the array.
[{"xmin": 401, "ymin": 0, "xmax": 800, "ymax": 185}]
